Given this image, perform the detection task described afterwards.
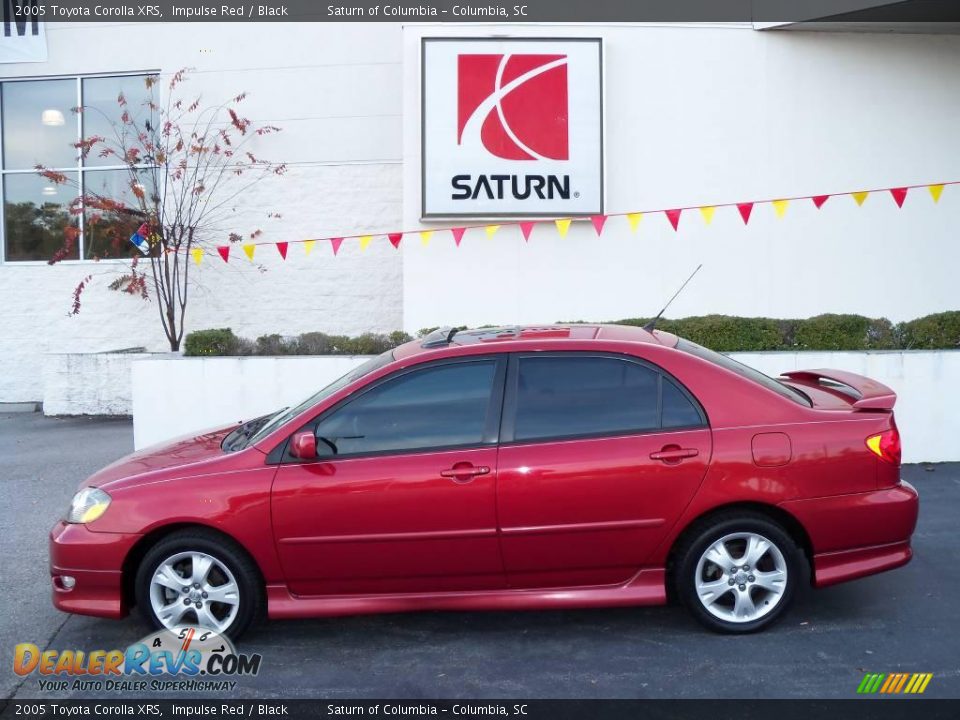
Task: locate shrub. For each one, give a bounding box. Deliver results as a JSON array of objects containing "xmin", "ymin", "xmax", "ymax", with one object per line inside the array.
[
  {"xmin": 183, "ymin": 328, "xmax": 241, "ymax": 356},
  {"xmin": 898, "ymin": 311, "xmax": 960, "ymax": 349},
  {"xmin": 255, "ymin": 333, "xmax": 296, "ymax": 355},
  {"xmin": 616, "ymin": 315, "xmax": 783, "ymax": 351},
  {"xmin": 294, "ymin": 332, "xmax": 336, "ymax": 355},
  {"xmin": 793, "ymin": 314, "xmax": 897, "ymax": 351}
]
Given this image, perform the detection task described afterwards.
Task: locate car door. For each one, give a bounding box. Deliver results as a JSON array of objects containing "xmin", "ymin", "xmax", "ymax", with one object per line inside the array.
[
  {"xmin": 271, "ymin": 355, "xmax": 507, "ymax": 596},
  {"xmin": 496, "ymin": 352, "xmax": 712, "ymax": 589}
]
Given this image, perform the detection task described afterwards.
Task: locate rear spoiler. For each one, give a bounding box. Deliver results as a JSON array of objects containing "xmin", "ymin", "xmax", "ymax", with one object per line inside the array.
[{"xmin": 780, "ymin": 369, "xmax": 896, "ymax": 410}]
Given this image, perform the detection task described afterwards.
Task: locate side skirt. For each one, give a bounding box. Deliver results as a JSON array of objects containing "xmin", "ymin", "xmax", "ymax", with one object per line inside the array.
[{"xmin": 266, "ymin": 568, "xmax": 666, "ymax": 619}]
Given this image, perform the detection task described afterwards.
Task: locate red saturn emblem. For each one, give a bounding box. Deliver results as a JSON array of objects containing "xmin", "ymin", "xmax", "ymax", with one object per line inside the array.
[{"xmin": 457, "ymin": 53, "xmax": 569, "ymax": 161}]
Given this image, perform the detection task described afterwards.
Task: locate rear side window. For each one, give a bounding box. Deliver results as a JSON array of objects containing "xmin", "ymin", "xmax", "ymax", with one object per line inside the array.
[
  {"xmin": 675, "ymin": 339, "xmax": 811, "ymax": 406},
  {"xmin": 510, "ymin": 355, "xmax": 704, "ymax": 443},
  {"xmin": 313, "ymin": 360, "xmax": 497, "ymax": 456}
]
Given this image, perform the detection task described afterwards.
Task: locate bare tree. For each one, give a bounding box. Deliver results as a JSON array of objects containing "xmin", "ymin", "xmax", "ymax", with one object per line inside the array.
[{"xmin": 39, "ymin": 68, "xmax": 286, "ymax": 351}]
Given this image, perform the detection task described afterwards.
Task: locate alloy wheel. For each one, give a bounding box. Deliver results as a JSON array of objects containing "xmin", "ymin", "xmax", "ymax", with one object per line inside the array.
[
  {"xmin": 148, "ymin": 550, "xmax": 240, "ymax": 633},
  {"xmin": 694, "ymin": 532, "xmax": 788, "ymax": 623}
]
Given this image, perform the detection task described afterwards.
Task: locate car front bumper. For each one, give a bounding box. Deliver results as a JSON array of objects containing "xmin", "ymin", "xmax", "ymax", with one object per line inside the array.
[
  {"xmin": 780, "ymin": 479, "xmax": 919, "ymax": 588},
  {"xmin": 49, "ymin": 521, "xmax": 141, "ymax": 619}
]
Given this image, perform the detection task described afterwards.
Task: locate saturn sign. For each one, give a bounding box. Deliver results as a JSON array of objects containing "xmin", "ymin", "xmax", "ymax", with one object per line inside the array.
[{"xmin": 421, "ymin": 37, "xmax": 603, "ymax": 219}]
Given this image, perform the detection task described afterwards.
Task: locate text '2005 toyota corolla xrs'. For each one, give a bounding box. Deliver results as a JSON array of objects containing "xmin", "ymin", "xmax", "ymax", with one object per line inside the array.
[{"xmin": 50, "ymin": 324, "xmax": 918, "ymax": 639}]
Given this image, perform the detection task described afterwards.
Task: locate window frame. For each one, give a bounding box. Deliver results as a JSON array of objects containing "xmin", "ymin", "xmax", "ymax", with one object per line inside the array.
[
  {"xmin": 0, "ymin": 69, "xmax": 159, "ymax": 265},
  {"xmin": 499, "ymin": 351, "xmax": 708, "ymax": 446},
  {"xmin": 275, "ymin": 354, "xmax": 509, "ymax": 464}
]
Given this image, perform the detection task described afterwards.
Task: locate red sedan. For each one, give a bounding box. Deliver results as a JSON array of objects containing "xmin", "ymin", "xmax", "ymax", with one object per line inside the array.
[{"xmin": 50, "ymin": 325, "xmax": 918, "ymax": 638}]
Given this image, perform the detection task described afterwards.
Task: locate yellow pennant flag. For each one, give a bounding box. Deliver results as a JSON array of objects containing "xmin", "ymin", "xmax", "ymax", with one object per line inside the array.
[
  {"xmin": 242, "ymin": 244, "xmax": 255, "ymax": 261},
  {"xmin": 627, "ymin": 213, "xmax": 643, "ymax": 232},
  {"xmin": 772, "ymin": 199, "xmax": 789, "ymax": 218},
  {"xmin": 359, "ymin": 235, "xmax": 373, "ymax": 251},
  {"xmin": 190, "ymin": 247, "xmax": 204, "ymax": 265},
  {"xmin": 303, "ymin": 240, "xmax": 316, "ymax": 256},
  {"xmin": 555, "ymin": 218, "xmax": 572, "ymax": 238},
  {"xmin": 852, "ymin": 191, "xmax": 869, "ymax": 206},
  {"xmin": 485, "ymin": 224, "xmax": 500, "ymax": 239},
  {"xmin": 699, "ymin": 207, "xmax": 715, "ymax": 225},
  {"xmin": 929, "ymin": 184, "xmax": 944, "ymax": 203},
  {"xmin": 419, "ymin": 231, "xmax": 433, "ymax": 246}
]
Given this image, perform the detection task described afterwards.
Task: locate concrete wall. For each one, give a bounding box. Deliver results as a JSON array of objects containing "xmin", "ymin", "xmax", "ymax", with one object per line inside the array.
[
  {"xmin": 401, "ymin": 25, "xmax": 960, "ymax": 331},
  {"xmin": 130, "ymin": 350, "xmax": 959, "ymax": 463},
  {"xmin": 0, "ymin": 23, "xmax": 406, "ymax": 402},
  {"xmin": 42, "ymin": 351, "xmax": 156, "ymax": 416}
]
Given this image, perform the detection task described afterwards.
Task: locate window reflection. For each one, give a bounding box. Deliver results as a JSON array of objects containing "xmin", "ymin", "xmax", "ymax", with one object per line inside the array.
[
  {"xmin": 83, "ymin": 169, "xmax": 151, "ymax": 259},
  {"xmin": 82, "ymin": 76, "xmax": 155, "ymax": 167},
  {"xmin": 1, "ymin": 79, "xmax": 77, "ymax": 169},
  {"xmin": 3, "ymin": 173, "xmax": 79, "ymax": 261}
]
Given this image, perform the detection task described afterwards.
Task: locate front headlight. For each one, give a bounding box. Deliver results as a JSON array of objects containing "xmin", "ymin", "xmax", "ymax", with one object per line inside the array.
[{"xmin": 65, "ymin": 487, "xmax": 112, "ymax": 524}]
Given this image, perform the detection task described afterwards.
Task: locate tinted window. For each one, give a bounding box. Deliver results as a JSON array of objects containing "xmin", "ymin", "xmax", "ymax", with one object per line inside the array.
[
  {"xmin": 675, "ymin": 339, "xmax": 811, "ymax": 406},
  {"xmin": 514, "ymin": 356, "xmax": 660, "ymax": 441},
  {"xmin": 662, "ymin": 377, "xmax": 703, "ymax": 428},
  {"xmin": 314, "ymin": 360, "xmax": 496, "ymax": 456}
]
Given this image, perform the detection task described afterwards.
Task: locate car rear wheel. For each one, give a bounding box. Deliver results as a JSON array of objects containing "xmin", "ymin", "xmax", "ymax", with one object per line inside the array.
[
  {"xmin": 675, "ymin": 513, "xmax": 802, "ymax": 633},
  {"xmin": 135, "ymin": 529, "xmax": 262, "ymax": 640}
]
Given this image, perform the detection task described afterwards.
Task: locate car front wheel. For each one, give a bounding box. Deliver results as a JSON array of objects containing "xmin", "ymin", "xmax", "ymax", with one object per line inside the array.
[
  {"xmin": 676, "ymin": 513, "xmax": 803, "ymax": 633},
  {"xmin": 135, "ymin": 529, "xmax": 262, "ymax": 640}
]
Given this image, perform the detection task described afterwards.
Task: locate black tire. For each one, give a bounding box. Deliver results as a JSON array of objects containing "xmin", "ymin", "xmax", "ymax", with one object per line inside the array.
[
  {"xmin": 135, "ymin": 528, "xmax": 263, "ymax": 641},
  {"xmin": 674, "ymin": 512, "xmax": 803, "ymax": 634}
]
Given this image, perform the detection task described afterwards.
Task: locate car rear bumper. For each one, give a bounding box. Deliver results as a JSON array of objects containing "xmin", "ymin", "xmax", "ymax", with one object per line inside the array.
[
  {"xmin": 49, "ymin": 521, "xmax": 140, "ymax": 619},
  {"xmin": 780, "ymin": 480, "xmax": 919, "ymax": 588}
]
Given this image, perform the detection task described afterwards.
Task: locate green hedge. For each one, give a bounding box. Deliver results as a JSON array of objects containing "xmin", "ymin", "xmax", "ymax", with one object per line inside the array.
[
  {"xmin": 184, "ymin": 311, "xmax": 960, "ymax": 356},
  {"xmin": 184, "ymin": 329, "xmax": 413, "ymax": 357},
  {"xmin": 614, "ymin": 312, "xmax": 958, "ymax": 352}
]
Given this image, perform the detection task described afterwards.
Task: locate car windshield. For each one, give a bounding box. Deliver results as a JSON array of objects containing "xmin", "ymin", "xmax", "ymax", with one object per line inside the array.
[
  {"xmin": 225, "ymin": 350, "xmax": 396, "ymax": 451},
  {"xmin": 675, "ymin": 339, "xmax": 812, "ymax": 407}
]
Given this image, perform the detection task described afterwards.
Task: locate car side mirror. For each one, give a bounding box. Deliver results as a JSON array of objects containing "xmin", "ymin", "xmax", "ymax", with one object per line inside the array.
[{"xmin": 289, "ymin": 431, "xmax": 317, "ymax": 460}]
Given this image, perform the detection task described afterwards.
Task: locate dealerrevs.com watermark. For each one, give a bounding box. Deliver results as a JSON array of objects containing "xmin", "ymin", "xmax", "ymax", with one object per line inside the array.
[{"xmin": 13, "ymin": 626, "xmax": 262, "ymax": 694}]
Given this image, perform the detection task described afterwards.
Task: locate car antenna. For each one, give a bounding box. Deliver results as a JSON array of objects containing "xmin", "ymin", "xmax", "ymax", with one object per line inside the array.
[{"xmin": 642, "ymin": 264, "xmax": 702, "ymax": 333}]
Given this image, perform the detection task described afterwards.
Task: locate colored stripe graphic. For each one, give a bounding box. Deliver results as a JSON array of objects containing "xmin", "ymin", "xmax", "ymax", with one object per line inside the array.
[{"xmin": 858, "ymin": 673, "xmax": 932, "ymax": 694}]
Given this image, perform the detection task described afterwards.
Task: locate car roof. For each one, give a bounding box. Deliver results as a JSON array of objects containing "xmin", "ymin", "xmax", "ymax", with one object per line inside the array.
[{"xmin": 394, "ymin": 324, "xmax": 677, "ymax": 360}]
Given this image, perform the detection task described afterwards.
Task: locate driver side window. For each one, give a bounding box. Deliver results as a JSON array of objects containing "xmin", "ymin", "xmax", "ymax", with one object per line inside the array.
[{"xmin": 313, "ymin": 359, "xmax": 498, "ymax": 457}]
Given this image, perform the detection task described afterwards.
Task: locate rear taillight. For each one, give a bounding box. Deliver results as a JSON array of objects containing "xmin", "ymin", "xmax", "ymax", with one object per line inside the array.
[{"xmin": 866, "ymin": 428, "xmax": 901, "ymax": 465}]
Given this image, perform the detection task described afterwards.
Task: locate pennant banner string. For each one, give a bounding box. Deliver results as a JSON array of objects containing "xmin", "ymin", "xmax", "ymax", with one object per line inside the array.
[{"xmin": 196, "ymin": 180, "xmax": 957, "ymax": 259}]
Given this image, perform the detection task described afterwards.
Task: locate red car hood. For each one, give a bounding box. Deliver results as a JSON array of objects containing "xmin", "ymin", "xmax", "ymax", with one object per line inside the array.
[{"xmin": 81, "ymin": 424, "xmax": 241, "ymax": 491}]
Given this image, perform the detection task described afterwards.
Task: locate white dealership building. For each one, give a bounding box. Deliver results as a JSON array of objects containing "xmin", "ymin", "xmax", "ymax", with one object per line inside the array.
[{"xmin": 0, "ymin": 17, "xmax": 958, "ymax": 407}]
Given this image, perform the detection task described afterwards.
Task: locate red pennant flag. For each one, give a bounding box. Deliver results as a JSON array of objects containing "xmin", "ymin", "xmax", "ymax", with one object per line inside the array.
[
  {"xmin": 665, "ymin": 209, "xmax": 682, "ymax": 232},
  {"xmin": 519, "ymin": 221, "xmax": 535, "ymax": 242},
  {"xmin": 590, "ymin": 215, "xmax": 607, "ymax": 236},
  {"xmin": 276, "ymin": 241, "xmax": 288, "ymax": 259},
  {"xmin": 388, "ymin": 233, "xmax": 402, "ymax": 249},
  {"xmin": 889, "ymin": 187, "xmax": 908, "ymax": 208},
  {"xmin": 216, "ymin": 246, "xmax": 230, "ymax": 263},
  {"xmin": 812, "ymin": 195, "xmax": 830, "ymax": 209},
  {"xmin": 737, "ymin": 202, "xmax": 754, "ymax": 225},
  {"xmin": 137, "ymin": 222, "xmax": 148, "ymax": 236},
  {"xmin": 451, "ymin": 227, "xmax": 466, "ymax": 246},
  {"xmin": 329, "ymin": 237, "xmax": 343, "ymax": 256}
]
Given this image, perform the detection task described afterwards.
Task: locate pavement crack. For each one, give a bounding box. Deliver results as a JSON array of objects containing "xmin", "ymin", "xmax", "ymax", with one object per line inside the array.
[{"xmin": 7, "ymin": 613, "xmax": 73, "ymax": 701}]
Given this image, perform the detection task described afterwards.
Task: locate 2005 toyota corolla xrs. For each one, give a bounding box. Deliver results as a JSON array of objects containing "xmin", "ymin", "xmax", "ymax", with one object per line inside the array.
[{"xmin": 50, "ymin": 325, "xmax": 918, "ymax": 638}]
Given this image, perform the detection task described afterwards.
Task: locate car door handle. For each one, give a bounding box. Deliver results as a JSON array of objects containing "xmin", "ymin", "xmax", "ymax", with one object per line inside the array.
[
  {"xmin": 440, "ymin": 463, "xmax": 491, "ymax": 483},
  {"xmin": 650, "ymin": 447, "xmax": 699, "ymax": 463}
]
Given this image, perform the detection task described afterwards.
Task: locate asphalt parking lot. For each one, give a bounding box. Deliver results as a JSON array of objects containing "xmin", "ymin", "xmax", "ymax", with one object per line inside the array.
[{"xmin": 2, "ymin": 411, "xmax": 958, "ymax": 700}]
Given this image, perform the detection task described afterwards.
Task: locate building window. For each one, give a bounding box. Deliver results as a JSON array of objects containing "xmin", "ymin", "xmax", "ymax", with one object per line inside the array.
[{"xmin": 0, "ymin": 73, "xmax": 154, "ymax": 263}]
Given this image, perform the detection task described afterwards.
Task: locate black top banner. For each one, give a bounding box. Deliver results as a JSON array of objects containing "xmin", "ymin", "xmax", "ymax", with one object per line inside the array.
[{"xmin": 6, "ymin": 0, "xmax": 960, "ymax": 23}]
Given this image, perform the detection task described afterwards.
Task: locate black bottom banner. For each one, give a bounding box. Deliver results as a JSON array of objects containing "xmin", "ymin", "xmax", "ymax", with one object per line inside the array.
[{"xmin": 2, "ymin": 699, "xmax": 959, "ymax": 720}]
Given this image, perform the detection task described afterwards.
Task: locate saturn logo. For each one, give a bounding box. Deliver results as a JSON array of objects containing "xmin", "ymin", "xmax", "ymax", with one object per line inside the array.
[{"xmin": 456, "ymin": 53, "xmax": 569, "ymax": 161}]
